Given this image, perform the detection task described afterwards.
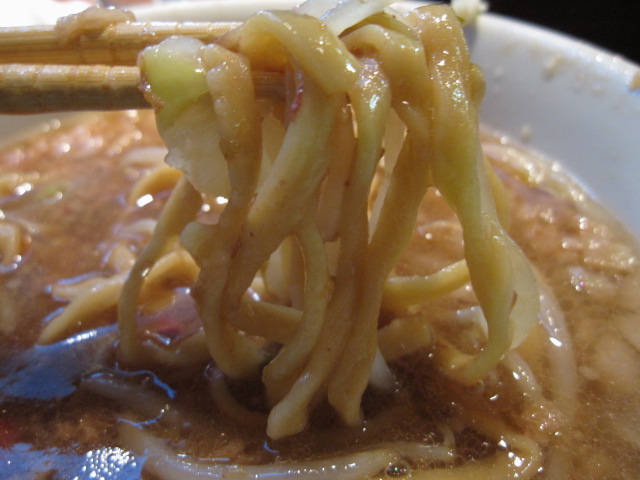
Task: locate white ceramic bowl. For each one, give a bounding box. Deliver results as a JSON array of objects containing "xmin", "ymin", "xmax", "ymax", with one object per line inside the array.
[
  {"xmin": 2, "ymin": 0, "xmax": 640, "ymax": 237},
  {"xmin": 467, "ymin": 13, "xmax": 640, "ymax": 239}
]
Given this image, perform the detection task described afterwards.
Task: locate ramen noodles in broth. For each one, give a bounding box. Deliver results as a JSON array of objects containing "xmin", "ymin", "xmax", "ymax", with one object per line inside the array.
[
  {"xmin": 0, "ymin": 110, "xmax": 638, "ymax": 479},
  {"xmin": 1, "ymin": 2, "xmax": 639, "ymax": 480}
]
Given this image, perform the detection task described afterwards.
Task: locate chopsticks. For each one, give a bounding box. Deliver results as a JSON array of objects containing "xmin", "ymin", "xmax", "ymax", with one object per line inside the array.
[
  {"xmin": 0, "ymin": 21, "xmax": 238, "ymax": 113},
  {"xmin": 0, "ymin": 64, "xmax": 148, "ymax": 113},
  {"xmin": 0, "ymin": 22, "xmax": 236, "ymax": 66}
]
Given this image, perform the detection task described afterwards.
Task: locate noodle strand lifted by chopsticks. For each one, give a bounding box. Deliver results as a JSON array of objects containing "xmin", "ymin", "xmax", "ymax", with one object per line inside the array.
[
  {"xmin": 114, "ymin": 0, "xmax": 540, "ymax": 442},
  {"xmin": 406, "ymin": 6, "xmax": 539, "ymax": 383}
]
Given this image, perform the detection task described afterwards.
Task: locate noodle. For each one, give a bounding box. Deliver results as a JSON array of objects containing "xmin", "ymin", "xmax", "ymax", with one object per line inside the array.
[
  {"xmin": 3, "ymin": 1, "xmax": 638, "ymax": 479},
  {"xmin": 109, "ymin": 0, "xmax": 542, "ymax": 472},
  {"xmin": 0, "ymin": 220, "xmax": 23, "ymax": 267},
  {"xmin": 119, "ymin": 421, "xmax": 407, "ymax": 480},
  {"xmin": 121, "ymin": 0, "xmax": 538, "ymax": 441}
]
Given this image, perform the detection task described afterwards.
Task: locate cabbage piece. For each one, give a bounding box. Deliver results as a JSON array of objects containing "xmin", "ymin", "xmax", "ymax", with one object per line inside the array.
[{"xmin": 139, "ymin": 36, "xmax": 230, "ymax": 198}]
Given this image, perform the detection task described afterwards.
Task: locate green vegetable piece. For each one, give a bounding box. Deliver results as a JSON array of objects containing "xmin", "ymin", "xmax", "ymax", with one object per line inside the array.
[{"xmin": 141, "ymin": 37, "xmax": 209, "ymax": 127}]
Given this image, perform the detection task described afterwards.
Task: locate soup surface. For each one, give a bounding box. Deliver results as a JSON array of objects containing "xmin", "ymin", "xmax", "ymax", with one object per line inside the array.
[{"xmin": 0, "ymin": 111, "xmax": 639, "ymax": 479}]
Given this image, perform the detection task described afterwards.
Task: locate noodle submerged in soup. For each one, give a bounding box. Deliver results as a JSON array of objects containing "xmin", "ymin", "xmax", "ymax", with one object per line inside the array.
[
  {"xmin": 1, "ymin": 2, "xmax": 640, "ymax": 479},
  {"xmin": 1, "ymin": 115, "xmax": 639, "ymax": 479}
]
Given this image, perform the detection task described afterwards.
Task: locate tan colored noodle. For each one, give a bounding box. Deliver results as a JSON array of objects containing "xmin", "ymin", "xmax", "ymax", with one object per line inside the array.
[
  {"xmin": 60, "ymin": 0, "xmax": 550, "ymax": 468},
  {"xmin": 118, "ymin": 0, "xmax": 539, "ymax": 441},
  {"xmin": 4, "ymin": 0, "xmax": 574, "ymax": 478},
  {"xmin": 23, "ymin": 1, "xmax": 541, "ymax": 476}
]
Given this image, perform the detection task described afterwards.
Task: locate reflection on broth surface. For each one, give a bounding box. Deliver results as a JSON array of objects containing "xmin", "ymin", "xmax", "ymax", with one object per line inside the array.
[{"xmin": 0, "ymin": 110, "xmax": 638, "ymax": 479}]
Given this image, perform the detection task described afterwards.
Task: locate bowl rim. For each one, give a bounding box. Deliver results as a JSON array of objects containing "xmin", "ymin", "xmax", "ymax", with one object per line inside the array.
[
  {"xmin": 465, "ymin": 10, "xmax": 640, "ymax": 237},
  {"xmin": 2, "ymin": 0, "xmax": 639, "ymax": 237}
]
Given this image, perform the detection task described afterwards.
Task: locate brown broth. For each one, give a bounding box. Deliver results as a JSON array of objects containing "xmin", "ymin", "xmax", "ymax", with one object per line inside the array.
[{"xmin": 0, "ymin": 112, "xmax": 639, "ymax": 479}]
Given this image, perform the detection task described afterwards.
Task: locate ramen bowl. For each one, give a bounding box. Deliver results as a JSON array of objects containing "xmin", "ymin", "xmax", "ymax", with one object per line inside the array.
[{"xmin": 1, "ymin": 1, "xmax": 639, "ymax": 478}]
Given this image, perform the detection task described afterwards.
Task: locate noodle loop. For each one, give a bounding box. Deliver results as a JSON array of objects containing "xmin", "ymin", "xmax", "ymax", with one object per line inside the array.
[
  {"xmin": 12, "ymin": 1, "xmax": 560, "ymax": 478},
  {"xmin": 116, "ymin": 1, "xmax": 542, "ymax": 440}
]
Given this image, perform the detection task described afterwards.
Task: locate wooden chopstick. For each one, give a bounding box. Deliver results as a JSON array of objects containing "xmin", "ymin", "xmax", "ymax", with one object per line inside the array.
[
  {"xmin": 0, "ymin": 14, "xmax": 295, "ymax": 115},
  {"xmin": 0, "ymin": 22, "xmax": 237, "ymax": 66},
  {"xmin": 0, "ymin": 64, "xmax": 147, "ymax": 113},
  {"xmin": 0, "ymin": 20, "xmax": 288, "ymax": 114},
  {"xmin": 0, "ymin": 63, "xmax": 285, "ymax": 114}
]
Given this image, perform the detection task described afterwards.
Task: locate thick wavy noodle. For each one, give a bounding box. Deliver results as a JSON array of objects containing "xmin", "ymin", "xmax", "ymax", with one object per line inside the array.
[
  {"xmin": 1, "ymin": 1, "xmax": 639, "ymax": 479},
  {"xmin": 120, "ymin": 0, "xmax": 539, "ymax": 440}
]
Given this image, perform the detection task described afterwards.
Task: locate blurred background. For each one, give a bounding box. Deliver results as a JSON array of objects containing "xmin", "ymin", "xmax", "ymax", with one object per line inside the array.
[
  {"xmin": 6, "ymin": 0, "xmax": 640, "ymax": 64},
  {"xmin": 489, "ymin": 0, "xmax": 639, "ymax": 64},
  {"xmin": 102, "ymin": 0, "xmax": 640, "ymax": 65}
]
